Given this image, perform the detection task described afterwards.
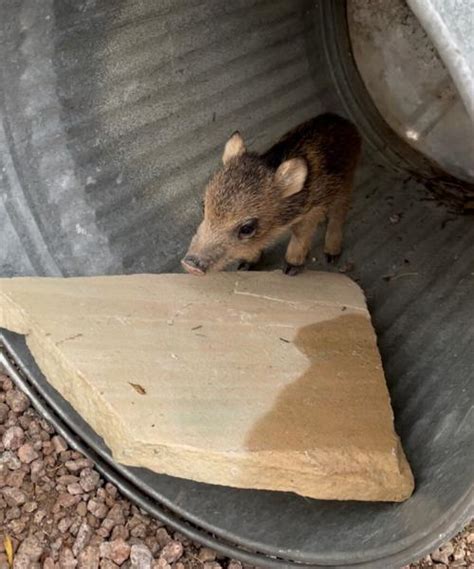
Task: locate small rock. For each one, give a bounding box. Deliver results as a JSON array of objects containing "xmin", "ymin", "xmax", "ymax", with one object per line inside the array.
[
  {"xmin": 18, "ymin": 443, "xmax": 39, "ymax": 464},
  {"xmin": 80, "ymin": 469, "xmax": 101, "ymax": 493},
  {"xmin": 22, "ymin": 500, "xmax": 38, "ymax": 513},
  {"xmin": 203, "ymin": 563, "xmax": 222, "ymax": 569},
  {"xmin": 432, "ymin": 542, "xmax": 454, "ymax": 564},
  {"xmin": 0, "ymin": 375, "xmax": 13, "ymax": 390},
  {"xmin": 6, "ymin": 505, "xmax": 21, "ymax": 521},
  {"xmin": 155, "ymin": 528, "xmax": 171, "ymax": 548},
  {"xmin": 6, "ymin": 390, "xmax": 30, "ymax": 413},
  {"xmin": 95, "ymin": 488, "xmax": 107, "ymax": 502},
  {"xmin": 159, "ymin": 541, "xmax": 183, "ymax": 564},
  {"xmin": 43, "ymin": 558, "xmax": 56, "ymax": 569},
  {"xmin": 13, "ymin": 536, "xmax": 44, "ymax": 568},
  {"xmin": 99, "ymin": 561, "xmax": 119, "ymax": 569},
  {"xmin": 6, "ymin": 470, "xmax": 26, "ymax": 488},
  {"xmin": 21, "ymin": 536, "xmax": 44, "ymax": 560},
  {"xmin": 450, "ymin": 562, "xmax": 467, "ymax": 568},
  {"xmin": 87, "ymin": 499, "xmax": 109, "ymax": 519},
  {"xmin": 389, "ymin": 213, "xmax": 401, "ymax": 224},
  {"xmin": 198, "ymin": 548, "xmax": 217, "ymax": 563},
  {"xmin": 0, "ymin": 402, "xmax": 8, "ymax": 422},
  {"xmin": 59, "ymin": 517, "xmax": 74, "ymax": 533},
  {"xmin": 58, "ymin": 475, "xmax": 80, "ymax": 486},
  {"xmin": 0, "ymin": 450, "xmax": 21, "ymax": 470},
  {"xmin": 39, "ymin": 418, "xmax": 55, "ymax": 434},
  {"xmin": 9, "ymin": 517, "xmax": 27, "ymax": 535},
  {"xmin": 227, "ymin": 562, "xmax": 242, "ymax": 569},
  {"xmin": 73, "ymin": 521, "xmax": 93, "ymax": 557},
  {"xmin": 77, "ymin": 502, "xmax": 88, "ymax": 517},
  {"xmin": 102, "ymin": 504, "xmax": 125, "ymax": 532},
  {"xmin": 13, "ymin": 561, "xmax": 41, "ymax": 569},
  {"xmin": 52, "ymin": 436, "xmax": 68, "ymax": 454},
  {"xmin": 172, "ymin": 533, "xmax": 191, "ymax": 547},
  {"xmin": 59, "ymin": 547, "xmax": 78, "ymax": 569},
  {"xmin": 141, "ymin": 537, "xmax": 158, "ymax": 557},
  {"xmin": 110, "ymin": 526, "xmax": 129, "ymax": 541},
  {"xmin": 104, "ymin": 484, "xmax": 117, "ymax": 499},
  {"xmin": 30, "ymin": 459, "xmax": 44, "ymax": 481},
  {"xmin": 99, "ymin": 539, "xmax": 131, "ymax": 565},
  {"xmin": 130, "ymin": 523, "xmax": 147, "ymax": 539},
  {"xmin": 152, "ymin": 560, "xmax": 170, "ymax": 569},
  {"xmin": 67, "ymin": 483, "xmax": 84, "ymax": 496},
  {"xmin": 128, "ymin": 514, "xmax": 148, "ymax": 530},
  {"xmin": 28, "ymin": 420, "xmax": 41, "ymax": 435},
  {"xmin": 453, "ymin": 544, "xmax": 466, "ymax": 561},
  {"xmin": 55, "ymin": 493, "xmax": 80, "ymax": 511},
  {"xmin": 2, "ymin": 426, "xmax": 25, "ymax": 450},
  {"xmin": 66, "ymin": 459, "xmax": 93, "ymax": 473},
  {"xmin": 42, "ymin": 441, "xmax": 55, "ymax": 455},
  {"xmin": 33, "ymin": 509, "xmax": 47, "ymax": 524},
  {"xmin": 3, "ymin": 486, "xmax": 27, "ymax": 506},
  {"xmin": 69, "ymin": 518, "xmax": 83, "ymax": 537},
  {"xmin": 103, "ymin": 496, "xmax": 115, "ymax": 509},
  {"xmin": 87, "ymin": 513, "xmax": 101, "ymax": 530},
  {"xmin": 78, "ymin": 546, "xmax": 100, "ymax": 569},
  {"xmin": 0, "ymin": 464, "xmax": 6, "ymax": 486},
  {"xmin": 130, "ymin": 544, "xmax": 153, "ymax": 569},
  {"xmin": 18, "ymin": 413, "xmax": 33, "ymax": 429},
  {"xmin": 89, "ymin": 536, "xmax": 105, "ymax": 550},
  {"xmin": 52, "ymin": 537, "xmax": 64, "ymax": 556},
  {"xmin": 96, "ymin": 528, "xmax": 110, "ymax": 540}
]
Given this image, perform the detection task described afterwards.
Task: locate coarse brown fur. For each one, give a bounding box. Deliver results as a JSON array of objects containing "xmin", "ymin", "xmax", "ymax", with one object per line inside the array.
[{"xmin": 182, "ymin": 113, "xmax": 361, "ymax": 276}]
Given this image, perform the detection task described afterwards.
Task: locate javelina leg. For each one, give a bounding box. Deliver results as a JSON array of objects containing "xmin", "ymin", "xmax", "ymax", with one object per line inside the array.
[
  {"xmin": 324, "ymin": 197, "xmax": 349, "ymax": 263},
  {"xmin": 284, "ymin": 207, "xmax": 325, "ymax": 276}
]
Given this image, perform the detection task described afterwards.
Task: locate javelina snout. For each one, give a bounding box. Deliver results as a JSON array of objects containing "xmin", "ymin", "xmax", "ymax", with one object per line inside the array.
[
  {"xmin": 181, "ymin": 255, "xmax": 207, "ymax": 275},
  {"xmin": 181, "ymin": 250, "xmax": 225, "ymax": 275},
  {"xmin": 182, "ymin": 114, "xmax": 361, "ymax": 276},
  {"xmin": 181, "ymin": 223, "xmax": 228, "ymax": 275}
]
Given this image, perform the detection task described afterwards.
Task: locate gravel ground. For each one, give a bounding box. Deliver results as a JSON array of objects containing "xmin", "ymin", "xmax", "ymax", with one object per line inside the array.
[{"xmin": 0, "ymin": 372, "xmax": 472, "ymax": 569}]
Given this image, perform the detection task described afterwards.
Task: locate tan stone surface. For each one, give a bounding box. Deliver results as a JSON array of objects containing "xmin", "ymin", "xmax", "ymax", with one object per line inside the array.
[{"xmin": 0, "ymin": 271, "xmax": 414, "ymax": 501}]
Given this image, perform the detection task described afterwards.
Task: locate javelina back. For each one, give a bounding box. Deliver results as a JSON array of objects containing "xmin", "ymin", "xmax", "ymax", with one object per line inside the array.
[{"xmin": 182, "ymin": 113, "xmax": 361, "ymax": 276}]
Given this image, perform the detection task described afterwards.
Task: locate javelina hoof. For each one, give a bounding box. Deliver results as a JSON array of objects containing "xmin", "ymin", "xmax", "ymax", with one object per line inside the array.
[
  {"xmin": 237, "ymin": 261, "xmax": 258, "ymax": 271},
  {"xmin": 283, "ymin": 263, "xmax": 305, "ymax": 276},
  {"xmin": 325, "ymin": 253, "xmax": 340, "ymax": 264}
]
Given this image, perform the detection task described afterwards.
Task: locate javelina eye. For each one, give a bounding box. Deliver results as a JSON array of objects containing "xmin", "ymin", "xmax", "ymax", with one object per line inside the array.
[{"xmin": 238, "ymin": 218, "xmax": 258, "ymax": 239}]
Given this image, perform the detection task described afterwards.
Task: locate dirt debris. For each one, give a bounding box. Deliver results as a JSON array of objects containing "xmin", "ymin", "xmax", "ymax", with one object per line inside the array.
[{"xmin": 0, "ymin": 372, "xmax": 472, "ymax": 569}]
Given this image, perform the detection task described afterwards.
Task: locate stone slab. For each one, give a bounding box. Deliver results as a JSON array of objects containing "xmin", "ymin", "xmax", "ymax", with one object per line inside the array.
[{"xmin": 0, "ymin": 271, "xmax": 414, "ymax": 501}]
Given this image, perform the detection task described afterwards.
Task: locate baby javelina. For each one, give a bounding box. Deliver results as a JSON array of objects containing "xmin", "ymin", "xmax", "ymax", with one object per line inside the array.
[{"xmin": 182, "ymin": 113, "xmax": 361, "ymax": 276}]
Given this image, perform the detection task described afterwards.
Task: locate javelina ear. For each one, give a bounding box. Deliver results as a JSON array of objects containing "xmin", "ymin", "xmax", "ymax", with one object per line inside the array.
[
  {"xmin": 223, "ymin": 132, "xmax": 246, "ymax": 165},
  {"xmin": 275, "ymin": 158, "xmax": 308, "ymax": 198}
]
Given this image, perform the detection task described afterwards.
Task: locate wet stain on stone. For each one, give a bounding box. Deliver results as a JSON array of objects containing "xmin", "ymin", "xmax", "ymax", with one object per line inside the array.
[{"xmin": 246, "ymin": 314, "xmax": 392, "ymax": 452}]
